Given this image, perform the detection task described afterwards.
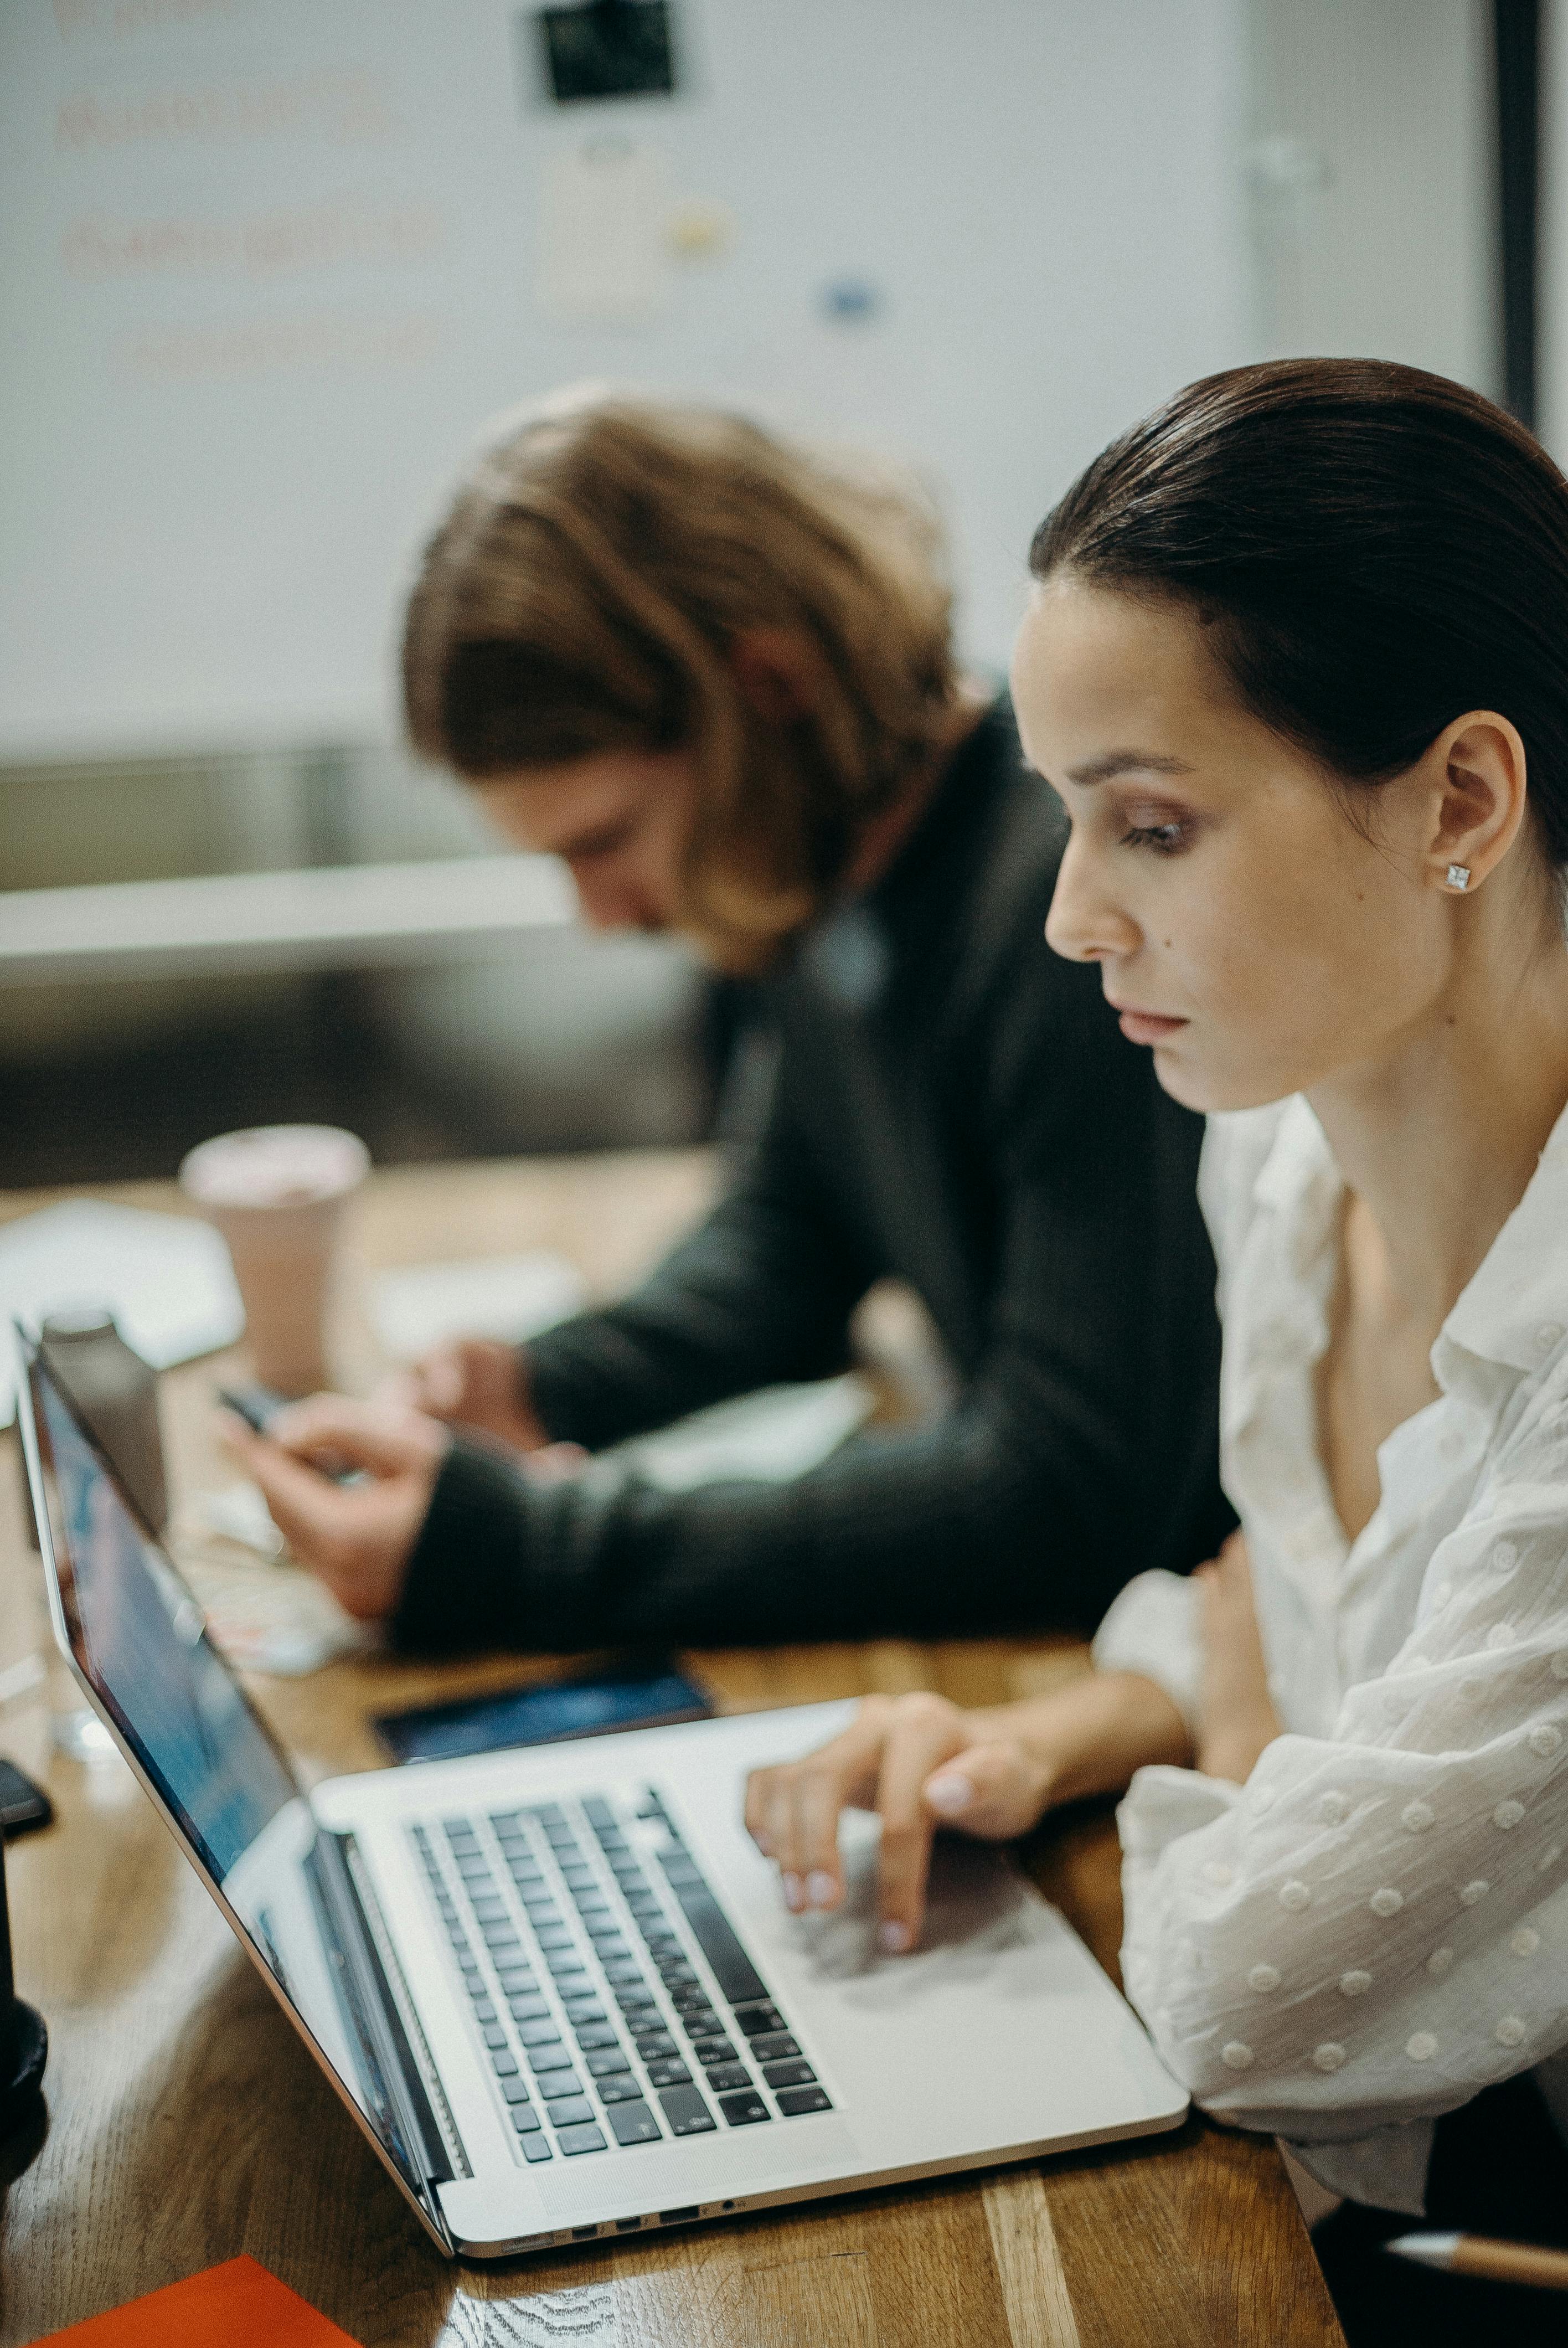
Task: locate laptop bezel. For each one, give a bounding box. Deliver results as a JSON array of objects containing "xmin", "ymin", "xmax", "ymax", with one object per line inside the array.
[{"xmin": 12, "ymin": 1327, "xmax": 457, "ymax": 2257}]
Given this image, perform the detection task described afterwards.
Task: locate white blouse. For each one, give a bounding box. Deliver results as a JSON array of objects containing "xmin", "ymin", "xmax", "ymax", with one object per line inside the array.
[{"xmin": 1093, "ymin": 1093, "xmax": 1568, "ymax": 2213}]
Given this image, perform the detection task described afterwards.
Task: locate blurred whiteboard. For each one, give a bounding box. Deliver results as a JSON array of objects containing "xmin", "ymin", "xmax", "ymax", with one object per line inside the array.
[{"xmin": 0, "ymin": 0, "xmax": 1250, "ymax": 761}]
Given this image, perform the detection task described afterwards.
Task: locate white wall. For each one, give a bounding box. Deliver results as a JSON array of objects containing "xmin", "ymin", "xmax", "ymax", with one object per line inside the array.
[
  {"xmin": 0, "ymin": 0, "xmax": 1252, "ymax": 763},
  {"xmin": 1243, "ymin": 0, "xmax": 1498, "ymax": 397}
]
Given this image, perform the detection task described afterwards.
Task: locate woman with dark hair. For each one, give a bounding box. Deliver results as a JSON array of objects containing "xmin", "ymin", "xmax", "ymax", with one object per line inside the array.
[
  {"xmin": 748, "ymin": 359, "xmax": 1568, "ymax": 2341},
  {"xmin": 226, "ymin": 392, "xmax": 1229, "ymax": 1649}
]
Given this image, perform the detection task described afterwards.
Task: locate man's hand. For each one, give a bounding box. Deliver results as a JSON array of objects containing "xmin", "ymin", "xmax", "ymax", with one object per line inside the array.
[
  {"xmin": 1193, "ymin": 1531, "xmax": 1281, "ymax": 1784},
  {"xmin": 387, "ymin": 1338, "xmax": 551, "ymax": 1453},
  {"xmin": 219, "ymin": 1394, "xmax": 449, "ymax": 1622}
]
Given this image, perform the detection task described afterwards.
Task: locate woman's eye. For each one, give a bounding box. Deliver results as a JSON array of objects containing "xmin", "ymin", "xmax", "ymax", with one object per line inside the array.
[{"xmin": 1120, "ymin": 822, "xmax": 1190, "ymax": 856}]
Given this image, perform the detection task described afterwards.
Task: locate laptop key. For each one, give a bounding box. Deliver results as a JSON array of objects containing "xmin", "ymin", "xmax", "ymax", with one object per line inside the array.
[
  {"xmin": 545, "ymin": 2096, "xmax": 596, "ymax": 2129},
  {"xmin": 509, "ymin": 1994, "xmax": 551, "ymax": 2024},
  {"xmin": 500, "ymin": 2076, "xmax": 533, "ymax": 2105},
  {"xmin": 704, "ymin": 2063, "xmax": 751, "ymax": 2093},
  {"xmin": 682, "ymin": 2010, "xmax": 725, "ymax": 2039},
  {"xmin": 562, "ymin": 1996, "xmax": 607, "ymax": 2024},
  {"xmin": 693, "ymin": 2039, "xmax": 739, "ymax": 2067},
  {"xmin": 548, "ymin": 1952, "xmax": 588, "ymax": 1979},
  {"xmin": 750, "ymin": 2032, "xmax": 800, "ymax": 2063},
  {"xmin": 626, "ymin": 2013, "xmax": 669, "ymax": 2039},
  {"xmin": 658, "ymin": 2084, "xmax": 716, "ymax": 2136},
  {"xmin": 576, "ymin": 2024, "xmax": 621, "ymax": 2052},
  {"xmin": 604, "ymin": 1961, "xmax": 646, "ymax": 1987},
  {"xmin": 644, "ymin": 2057, "xmax": 692, "ymax": 2088},
  {"xmin": 776, "ymin": 2086, "xmax": 833, "ymax": 2116},
  {"xmin": 762, "ymin": 2059, "xmax": 817, "ymax": 2089},
  {"xmin": 669, "ymin": 1983, "xmax": 711, "ymax": 2010},
  {"xmin": 518, "ymin": 2017, "xmax": 566, "ymax": 2048},
  {"xmin": 606, "ymin": 2099, "xmax": 661, "ymax": 2146},
  {"xmin": 586, "ymin": 2047, "xmax": 630, "ymax": 2078},
  {"xmin": 521, "ymin": 2134, "xmax": 554, "ymax": 2162},
  {"xmin": 719, "ymin": 2090, "xmax": 771, "ymax": 2128},
  {"xmin": 510, "ymin": 2102, "xmax": 542, "ymax": 2134},
  {"xmin": 615, "ymin": 1985, "xmax": 658, "ymax": 2012},
  {"xmin": 597, "ymin": 2073, "xmax": 646, "ymax": 2104},
  {"xmin": 534, "ymin": 1927, "xmax": 574, "ymax": 1953},
  {"xmin": 491, "ymin": 2051, "xmax": 519, "ymax": 2078},
  {"xmin": 528, "ymin": 2042, "xmax": 575, "ymax": 2073},
  {"xmin": 470, "ymin": 1898, "xmax": 508, "ymax": 1924},
  {"xmin": 733, "ymin": 2003, "xmax": 786, "ymax": 2038},
  {"xmin": 481, "ymin": 2023, "xmax": 509, "ymax": 2051}
]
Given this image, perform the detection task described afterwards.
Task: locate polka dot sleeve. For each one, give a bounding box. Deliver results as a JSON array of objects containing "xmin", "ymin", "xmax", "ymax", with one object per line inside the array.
[{"xmin": 1115, "ymin": 1403, "xmax": 1568, "ymax": 2182}]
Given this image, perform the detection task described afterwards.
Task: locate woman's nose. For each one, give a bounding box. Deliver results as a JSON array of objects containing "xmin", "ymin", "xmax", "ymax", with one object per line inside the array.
[{"xmin": 1043, "ymin": 834, "xmax": 1139, "ymax": 966}]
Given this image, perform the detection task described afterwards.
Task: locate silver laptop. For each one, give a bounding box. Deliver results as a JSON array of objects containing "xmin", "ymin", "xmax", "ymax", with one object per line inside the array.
[{"xmin": 17, "ymin": 1336, "xmax": 1185, "ymax": 2259}]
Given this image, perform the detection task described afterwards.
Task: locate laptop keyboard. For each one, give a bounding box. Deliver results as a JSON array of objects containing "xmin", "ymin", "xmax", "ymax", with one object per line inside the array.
[{"xmin": 409, "ymin": 1787, "xmax": 832, "ymax": 2165}]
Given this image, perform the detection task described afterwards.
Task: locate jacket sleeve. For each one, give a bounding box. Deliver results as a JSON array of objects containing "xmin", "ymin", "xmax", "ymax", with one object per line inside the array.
[
  {"xmin": 391, "ymin": 945, "xmax": 1230, "ymax": 1655},
  {"xmin": 521, "ymin": 1069, "xmax": 876, "ymax": 1451}
]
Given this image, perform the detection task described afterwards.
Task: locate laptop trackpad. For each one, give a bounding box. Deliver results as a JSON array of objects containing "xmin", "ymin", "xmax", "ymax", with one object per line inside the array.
[{"xmin": 782, "ymin": 1811, "xmax": 1058, "ymax": 1999}]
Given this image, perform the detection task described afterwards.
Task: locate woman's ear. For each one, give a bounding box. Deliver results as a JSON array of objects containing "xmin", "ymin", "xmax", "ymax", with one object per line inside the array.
[
  {"xmin": 729, "ymin": 627, "xmax": 823, "ymax": 725},
  {"xmin": 1424, "ymin": 711, "xmax": 1529, "ymax": 892}
]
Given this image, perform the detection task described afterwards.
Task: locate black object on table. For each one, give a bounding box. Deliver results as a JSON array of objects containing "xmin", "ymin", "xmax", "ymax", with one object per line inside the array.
[{"xmin": 0, "ymin": 1827, "xmax": 47, "ymax": 2139}]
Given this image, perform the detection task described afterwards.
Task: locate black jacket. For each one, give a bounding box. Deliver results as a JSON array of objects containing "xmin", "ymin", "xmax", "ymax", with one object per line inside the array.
[{"xmin": 393, "ymin": 699, "xmax": 1232, "ymax": 1655}]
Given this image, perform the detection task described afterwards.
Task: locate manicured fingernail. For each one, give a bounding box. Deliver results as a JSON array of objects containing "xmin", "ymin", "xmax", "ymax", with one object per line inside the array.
[
  {"xmin": 782, "ymin": 1872, "xmax": 806, "ymax": 1911},
  {"xmin": 806, "ymin": 1870, "xmax": 837, "ymax": 1909},
  {"xmin": 878, "ymin": 1919, "xmax": 911, "ymax": 1954},
  {"xmin": 926, "ymin": 1773, "xmax": 974, "ymax": 1815}
]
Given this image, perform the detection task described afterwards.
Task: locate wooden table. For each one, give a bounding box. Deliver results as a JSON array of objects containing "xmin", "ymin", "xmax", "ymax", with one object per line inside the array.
[{"xmin": 0, "ymin": 1156, "xmax": 1344, "ymax": 2347}]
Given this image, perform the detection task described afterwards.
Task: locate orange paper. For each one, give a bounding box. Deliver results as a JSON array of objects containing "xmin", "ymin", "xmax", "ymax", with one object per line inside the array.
[{"xmin": 35, "ymin": 2255, "xmax": 363, "ymax": 2347}]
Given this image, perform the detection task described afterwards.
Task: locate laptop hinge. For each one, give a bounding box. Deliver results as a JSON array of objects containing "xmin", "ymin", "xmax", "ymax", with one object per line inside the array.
[{"xmin": 304, "ymin": 1829, "xmax": 466, "ymax": 2243}]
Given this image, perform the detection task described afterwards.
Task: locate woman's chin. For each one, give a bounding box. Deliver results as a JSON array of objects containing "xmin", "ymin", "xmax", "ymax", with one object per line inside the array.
[{"xmin": 1151, "ymin": 1045, "xmax": 1299, "ymax": 1118}]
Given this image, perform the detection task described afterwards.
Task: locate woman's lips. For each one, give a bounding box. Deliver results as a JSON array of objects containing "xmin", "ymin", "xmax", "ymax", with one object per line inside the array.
[{"xmin": 1113, "ymin": 1007, "xmax": 1189, "ymax": 1045}]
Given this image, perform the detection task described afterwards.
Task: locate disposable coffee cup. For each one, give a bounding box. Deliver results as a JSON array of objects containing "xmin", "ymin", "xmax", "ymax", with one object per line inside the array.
[{"xmin": 178, "ymin": 1125, "xmax": 369, "ymax": 1396}]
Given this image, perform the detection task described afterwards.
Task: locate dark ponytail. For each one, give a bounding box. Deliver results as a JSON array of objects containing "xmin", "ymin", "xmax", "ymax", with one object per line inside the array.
[{"xmin": 1030, "ymin": 358, "xmax": 1568, "ymax": 871}]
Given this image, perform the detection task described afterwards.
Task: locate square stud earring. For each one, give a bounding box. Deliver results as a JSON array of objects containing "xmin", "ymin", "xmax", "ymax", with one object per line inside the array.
[{"xmin": 1446, "ymin": 863, "xmax": 1472, "ymax": 891}]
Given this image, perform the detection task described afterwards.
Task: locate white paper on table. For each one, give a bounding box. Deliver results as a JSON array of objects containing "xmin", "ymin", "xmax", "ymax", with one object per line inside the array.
[
  {"xmin": 369, "ymin": 1251, "xmax": 589, "ymax": 1361},
  {"xmin": 607, "ymin": 1373, "xmax": 876, "ymax": 1492},
  {"xmin": 0, "ymin": 1199, "xmax": 244, "ymax": 1427},
  {"xmin": 181, "ymin": 1554, "xmax": 374, "ymax": 1677}
]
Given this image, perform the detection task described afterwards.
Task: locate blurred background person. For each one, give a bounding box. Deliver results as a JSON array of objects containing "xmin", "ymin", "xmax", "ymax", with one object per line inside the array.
[{"xmin": 226, "ymin": 394, "xmax": 1233, "ymax": 1650}]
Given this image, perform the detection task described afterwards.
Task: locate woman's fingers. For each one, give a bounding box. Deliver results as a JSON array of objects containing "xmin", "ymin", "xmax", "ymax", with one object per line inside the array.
[
  {"xmin": 924, "ymin": 1740, "xmax": 1053, "ymax": 1840},
  {"xmin": 744, "ymin": 1699, "xmax": 894, "ymax": 1910},
  {"xmin": 871, "ymin": 1694, "xmax": 979, "ymax": 1949}
]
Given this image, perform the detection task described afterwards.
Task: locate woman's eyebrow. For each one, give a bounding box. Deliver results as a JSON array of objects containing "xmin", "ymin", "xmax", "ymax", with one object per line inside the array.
[{"xmin": 1066, "ymin": 749, "xmax": 1195, "ymax": 786}]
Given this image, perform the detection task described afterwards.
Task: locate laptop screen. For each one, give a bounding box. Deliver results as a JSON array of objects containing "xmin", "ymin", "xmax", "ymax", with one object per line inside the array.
[{"xmin": 30, "ymin": 1354, "xmax": 297, "ymax": 1886}]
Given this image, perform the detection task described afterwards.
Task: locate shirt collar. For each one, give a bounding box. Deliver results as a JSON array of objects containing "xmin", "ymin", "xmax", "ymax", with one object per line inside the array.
[
  {"xmin": 1441, "ymin": 1095, "xmax": 1568, "ymax": 1376},
  {"xmin": 1253, "ymin": 1090, "xmax": 1568, "ymax": 1382}
]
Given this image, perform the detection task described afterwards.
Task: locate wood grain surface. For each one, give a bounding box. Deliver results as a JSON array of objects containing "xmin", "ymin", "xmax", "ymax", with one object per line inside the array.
[{"xmin": 0, "ymin": 1156, "xmax": 1343, "ymax": 2347}]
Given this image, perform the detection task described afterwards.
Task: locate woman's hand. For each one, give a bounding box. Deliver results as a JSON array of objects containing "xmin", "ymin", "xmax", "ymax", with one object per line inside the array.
[
  {"xmin": 1193, "ymin": 1531, "xmax": 1281, "ymax": 1784},
  {"xmin": 745, "ymin": 1670, "xmax": 1194, "ymax": 1954},
  {"xmin": 385, "ymin": 1337, "xmax": 553, "ymax": 1454},
  {"xmin": 744, "ymin": 1692, "xmax": 1056, "ymax": 1955},
  {"xmin": 219, "ymin": 1394, "xmax": 450, "ymax": 1622}
]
